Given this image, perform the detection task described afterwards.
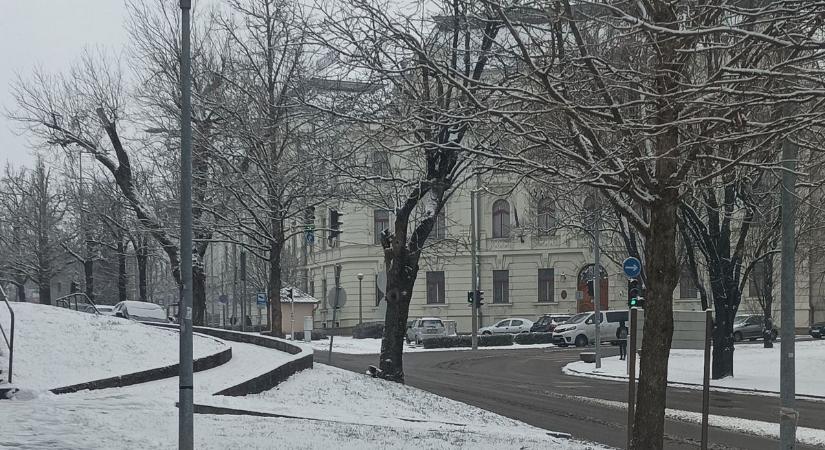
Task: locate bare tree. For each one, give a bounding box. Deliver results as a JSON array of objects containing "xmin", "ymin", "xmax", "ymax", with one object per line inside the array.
[{"xmin": 450, "ymin": 1, "xmax": 825, "ymax": 447}]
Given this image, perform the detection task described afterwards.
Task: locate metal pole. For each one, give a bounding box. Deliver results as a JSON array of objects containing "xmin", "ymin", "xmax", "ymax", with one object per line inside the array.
[
  {"xmin": 779, "ymin": 130, "xmax": 798, "ymax": 449},
  {"xmin": 627, "ymin": 307, "xmax": 637, "ymax": 450},
  {"xmin": 701, "ymin": 309, "xmax": 712, "ymax": 450},
  {"xmin": 593, "ymin": 192, "xmax": 601, "ymax": 369},
  {"xmin": 475, "ymin": 173, "xmax": 483, "ymax": 328},
  {"xmin": 328, "ymin": 264, "xmax": 342, "ymax": 363},
  {"xmin": 240, "ymin": 250, "xmax": 246, "ymax": 333},
  {"xmin": 470, "ymin": 188, "xmax": 478, "ymax": 350},
  {"xmin": 178, "ymin": 0, "xmax": 194, "ymax": 448},
  {"xmin": 358, "ymin": 273, "xmax": 364, "ymax": 325}
]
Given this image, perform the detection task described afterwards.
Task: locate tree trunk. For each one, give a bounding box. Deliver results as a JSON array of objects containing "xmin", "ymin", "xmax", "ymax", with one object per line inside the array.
[
  {"xmin": 16, "ymin": 282, "xmax": 26, "ymax": 302},
  {"xmin": 38, "ymin": 277, "xmax": 51, "ymax": 306},
  {"xmin": 268, "ymin": 236, "xmax": 284, "ymax": 337},
  {"xmin": 377, "ymin": 249, "xmax": 418, "ymax": 383},
  {"xmin": 117, "ymin": 239, "xmax": 128, "ymax": 303},
  {"xmin": 136, "ymin": 246, "xmax": 148, "ymax": 302},
  {"xmin": 631, "ymin": 197, "xmax": 679, "ymax": 450},
  {"xmin": 193, "ymin": 259, "xmax": 207, "ymax": 325},
  {"xmin": 762, "ymin": 254, "xmax": 775, "ymax": 348},
  {"xmin": 711, "ymin": 278, "xmax": 737, "ymax": 379},
  {"xmin": 84, "ymin": 239, "xmax": 95, "ymax": 300}
]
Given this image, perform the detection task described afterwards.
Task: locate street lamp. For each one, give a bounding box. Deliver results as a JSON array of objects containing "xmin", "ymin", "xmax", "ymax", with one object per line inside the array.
[{"xmin": 357, "ymin": 273, "xmax": 364, "ymax": 325}]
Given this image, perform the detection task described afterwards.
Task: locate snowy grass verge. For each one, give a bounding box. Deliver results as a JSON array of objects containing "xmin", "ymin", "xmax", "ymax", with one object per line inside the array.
[
  {"xmin": 308, "ymin": 336, "xmax": 555, "ymax": 354},
  {"xmin": 563, "ymin": 340, "xmax": 825, "ymax": 399},
  {"xmin": 3, "ymin": 302, "xmax": 227, "ymax": 390}
]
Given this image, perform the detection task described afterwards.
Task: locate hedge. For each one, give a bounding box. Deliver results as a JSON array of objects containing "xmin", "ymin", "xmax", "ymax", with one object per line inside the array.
[
  {"xmin": 422, "ymin": 333, "xmax": 513, "ymax": 349},
  {"xmin": 352, "ymin": 321, "xmax": 384, "ymax": 339},
  {"xmin": 513, "ymin": 332, "xmax": 555, "ymax": 345}
]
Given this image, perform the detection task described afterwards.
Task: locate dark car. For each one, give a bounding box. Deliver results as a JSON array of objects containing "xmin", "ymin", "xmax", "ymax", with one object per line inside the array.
[
  {"xmin": 810, "ymin": 323, "xmax": 825, "ymax": 339},
  {"xmin": 530, "ymin": 314, "xmax": 571, "ymax": 333}
]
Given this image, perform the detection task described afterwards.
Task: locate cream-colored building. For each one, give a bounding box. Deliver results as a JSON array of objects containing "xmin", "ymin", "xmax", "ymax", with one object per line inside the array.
[{"xmin": 294, "ymin": 175, "xmax": 706, "ymax": 332}]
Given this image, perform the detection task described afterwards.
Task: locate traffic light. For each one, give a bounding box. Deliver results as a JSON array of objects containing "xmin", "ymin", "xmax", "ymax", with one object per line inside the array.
[
  {"xmin": 329, "ymin": 208, "xmax": 343, "ymax": 242},
  {"xmin": 467, "ymin": 291, "xmax": 474, "ymax": 305},
  {"xmin": 627, "ymin": 279, "xmax": 644, "ymax": 308},
  {"xmin": 475, "ymin": 290, "xmax": 484, "ymax": 308},
  {"xmin": 305, "ymin": 206, "xmax": 315, "ymax": 225}
]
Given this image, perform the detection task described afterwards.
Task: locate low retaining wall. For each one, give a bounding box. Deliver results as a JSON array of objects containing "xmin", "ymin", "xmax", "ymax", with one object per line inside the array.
[
  {"xmin": 149, "ymin": 323, "xmax": 313, "ymax": 396},
  {"xmin": 51, "ymin": 346, "xmax": 232, "ymax": 395}
]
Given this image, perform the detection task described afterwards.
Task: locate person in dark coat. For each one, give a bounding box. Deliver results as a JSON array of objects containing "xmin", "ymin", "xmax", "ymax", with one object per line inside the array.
[{"xmin": 616, "ymin": 320, "xmax": 629, "ymax": 360}]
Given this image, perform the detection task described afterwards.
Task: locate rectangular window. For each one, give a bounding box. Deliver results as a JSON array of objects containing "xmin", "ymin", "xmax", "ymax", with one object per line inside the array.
[
  {"xmin": 373, "ymin": 151, "xmax": 391, "ymax": 177},
  {"xmin": 493, "ymin": 270, "xmax": 509, "ymax": 304},
  {"xmin": 321, "ymin": 215, "xmax": 327, "ymax": 250},
  {"xmin": 374, "ymin": 209, "xmax": 391, "ymax": 245},
  {"xmin": 433, "ymin": 209, "xmax": 446, "ymax": 240},
  {"xmin": 679, "ymin": 265, "xmax": 698, "ymax": 299},
  {"xmin": 426, "ymin": 271, "xmax": 445, "ymax": 304},
  {"xmin": 537, "ymin": 268, "xmax": 554, "ymax": 303},
  {"xmin": 750, "ymin": 260, "xmax": 767, "ymax": 298},
  {"xmin": 309, "ymin": 280, "xmax": 315, "ymax": 299}
]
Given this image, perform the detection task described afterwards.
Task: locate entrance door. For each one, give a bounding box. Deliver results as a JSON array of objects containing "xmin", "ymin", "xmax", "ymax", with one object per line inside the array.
[{"xmin": 577, "ymin": 264, "xmax": 608, "ymax": 313}]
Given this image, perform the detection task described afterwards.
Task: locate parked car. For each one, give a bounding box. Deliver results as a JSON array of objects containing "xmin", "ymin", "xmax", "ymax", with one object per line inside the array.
[
  {"xmin": 809, "ymin": 323, "xmax": 825, "ymax": 339},
  {"xmin": 479, "ymin": 318, "xmax": 534, "ymax": 335},
  {"xmin": 406, "ymin": 318, "xmax": 447, "ymax": 344},
  {"xmin": 113, "ymin": 301, "xmax": 170, "ymax": 324},
  {"xmin": 732, "ymin": 315, "xmax": 778, "ymax": 342},
  {"xmin": 530, "ymin": 314, "xmax": 571, "ymax": 333},
  {"xmin": 552, "ymin": 310, "xmax": 629, "ymax": 347},
  {"xmin": 95, "ymin": 305, "xmax": 115, "ymax": 316}
]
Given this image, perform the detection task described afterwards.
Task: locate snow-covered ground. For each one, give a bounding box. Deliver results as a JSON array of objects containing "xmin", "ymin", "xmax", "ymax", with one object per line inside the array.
[
  {"xmin": 308, "ymin": 336, "xmax": 556, "ymax": 354},
  {"xmin": 0, "ymin": 304, "xmax": 605, "ymax": 449},
  {"xmin": 1, "ymin": 303, "xmax": 227, "ymax": 390},
  {"xmin": 564, "ymin": 339, "xmax": 825, "ymax": 397}
]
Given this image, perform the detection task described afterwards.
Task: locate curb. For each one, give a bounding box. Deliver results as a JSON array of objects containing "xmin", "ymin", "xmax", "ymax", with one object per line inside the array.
[
  {"xmin": 563, "ymin": 366, "xmax": 825, "ymax": 401},
  {"xmin": 148, "ymin": 323, "xmax": 313, "ymax": 396},
  {"xmin": 51, "ymin": 346, "xmax": 232, "ymax": 395}
]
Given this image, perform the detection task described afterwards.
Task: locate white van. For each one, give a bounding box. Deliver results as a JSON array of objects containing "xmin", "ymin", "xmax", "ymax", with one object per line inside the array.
[{"xmin": 552, "ymin": 310, "xmax": 629, "ymax": 347}]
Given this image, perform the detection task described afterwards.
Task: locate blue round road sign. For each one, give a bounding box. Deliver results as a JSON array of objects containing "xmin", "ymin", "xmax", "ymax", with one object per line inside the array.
[{"xmin": 623, "ymin": 257, "xmax": 642, "ymax": 278}]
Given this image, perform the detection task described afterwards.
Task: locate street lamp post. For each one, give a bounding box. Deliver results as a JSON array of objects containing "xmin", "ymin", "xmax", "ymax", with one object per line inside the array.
[
  {"xmin": 357, "ymin": 273, "xmax": 364, "ymax": 325},
  {"xmin": 177, "ymin": 0, "xmax": 194, "ymax": 448}
]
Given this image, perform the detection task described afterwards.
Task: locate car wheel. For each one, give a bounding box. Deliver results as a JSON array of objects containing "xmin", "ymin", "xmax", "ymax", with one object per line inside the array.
[
  {"xmin": 574, "ymin": 335, "xmax": 588, "ymax": 347},
  {"xmin": 733, "ymin": 332, "xmax": 743, "ymax": 342},
  {"xmin": 482, "ymin": 331, "xmax": 492, "ymax": 335}
]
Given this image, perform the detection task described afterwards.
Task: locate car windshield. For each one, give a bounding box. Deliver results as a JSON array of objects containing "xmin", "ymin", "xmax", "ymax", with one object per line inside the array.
[
  {"xmin": 422, "ymin": 320, "xmax": 442, "ymax": 327},
  {"xmin": 566, "ymin": 313, "xmax": 589, "ymax": 324},
  {"xmin": 536, "ymin": 317, "xmax": 552, "ymax": 325}
]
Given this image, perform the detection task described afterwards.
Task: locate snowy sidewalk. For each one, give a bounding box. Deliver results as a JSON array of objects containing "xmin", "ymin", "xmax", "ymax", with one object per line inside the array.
[
  {"xmin": 0, "ymin": 344, "xmax": 608, "ymax": 449},
  {"xmin": 564, "ymin": 339, "xmax": 825, "ymax": 398}
]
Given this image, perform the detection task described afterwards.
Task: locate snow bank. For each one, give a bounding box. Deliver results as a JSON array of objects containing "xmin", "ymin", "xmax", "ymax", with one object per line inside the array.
[
  {"xmin": 311, "ymin": 336, "xmax": 555, "ymax": 354},
  {"xmin": 564, "ymin": 340, "xmax": 825, "ymax": 397},
  {"xmin": 4, "ymin": 302, "xmax": 227, "ymax": 390}
]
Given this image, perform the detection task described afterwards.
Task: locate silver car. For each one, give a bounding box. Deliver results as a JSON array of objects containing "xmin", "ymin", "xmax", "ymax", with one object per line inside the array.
[
  {"xmin": 479, "ymin": 317, "xmax": 534, "ymax": 335},
  {"xmin": 406, "ymin": 318, "xmax": 447, "ymax": 344},
  {"xmin": 733, "ymin": 314, "xmax": 777, "ymax": 342}
]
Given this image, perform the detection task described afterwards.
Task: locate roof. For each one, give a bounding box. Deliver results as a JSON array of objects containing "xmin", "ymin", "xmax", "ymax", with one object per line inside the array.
[{"xmin": 280, "ymin": 287, "xmax": 320, "ymax": 304}]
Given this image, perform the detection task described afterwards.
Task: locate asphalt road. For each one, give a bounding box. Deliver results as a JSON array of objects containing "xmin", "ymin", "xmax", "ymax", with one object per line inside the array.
[{"xmin": 325, "ymin": 346, "xmax": 825, "ymax": 449}]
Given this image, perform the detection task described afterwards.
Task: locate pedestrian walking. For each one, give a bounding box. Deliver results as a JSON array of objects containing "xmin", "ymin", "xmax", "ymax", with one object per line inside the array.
[{"xmin": 616, "ymin": 320, "xmax": 629, "ymax": 360}]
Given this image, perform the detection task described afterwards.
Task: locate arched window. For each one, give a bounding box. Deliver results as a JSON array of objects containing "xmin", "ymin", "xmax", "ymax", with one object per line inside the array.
[
  {"xmin": 492, "ymin": 199, "xmax": 511, "ymax": 238},
  {"xmin": 537, "ymin": 197, "xmax": 556, "ymax": 234}
]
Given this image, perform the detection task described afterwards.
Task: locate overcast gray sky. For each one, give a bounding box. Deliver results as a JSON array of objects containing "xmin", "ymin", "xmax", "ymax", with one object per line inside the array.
[{"xmin": 0, "ymin": 0, "xmax": 128, "ymax": 168}]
